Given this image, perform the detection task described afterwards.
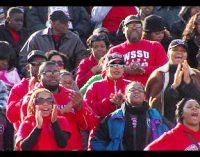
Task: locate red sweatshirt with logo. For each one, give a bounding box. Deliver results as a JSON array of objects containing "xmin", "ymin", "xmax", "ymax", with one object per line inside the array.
[{"xmin": 108, "ymin": 40, "xmax": 168, "ymax": 85}]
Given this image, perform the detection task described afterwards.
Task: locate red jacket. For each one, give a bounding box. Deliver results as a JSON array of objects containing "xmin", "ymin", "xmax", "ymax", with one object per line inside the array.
[
  {"xmin": 15, "ymin": 115, "xmax": 71, "ymax": 150},
  {"xmin": 108, "ymin": 40, "xmax": 168, "ymax": 85},
  {"xmin": 6, "ymin": 78, "xmax": 29, "ymax": 131},
  {"xmin": 76, "ymin": 54, "xmax": 99, "ymax": 88},
  {"xmin": 20, "ymin": 84, "xmax": 100, "ymax": 150},
  {"xmin": 144, "ymin": 123, "xmax": 200, "ymax": 151},
  {"xmin": 84, "ymin": 76, "xmax": 131, "ymax": 117}
]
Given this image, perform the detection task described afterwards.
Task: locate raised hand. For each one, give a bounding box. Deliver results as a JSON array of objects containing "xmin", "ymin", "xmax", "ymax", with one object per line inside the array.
[
  {"xmin": 125, "ymin": 62, "xmax": 145, "ymax": 75},
  {"xmin": 91, "ymin": 64, "xmax": 102, "ymax": 74},
  {"xmin": 172, "ymin": 63, "xmax": 183, "ymax": 90},
  {"xmin": 51, "ymin": 105, "xmax": 57, "ymax": 123},
  {"xmin": 35, "ymin": 106, "xmax": 43, "ymax": 129},
  {"xmin": 68, "ymin": 90, "xmax": 83, "ymax": 110},
  {"xmin": 109, "ymin": 90, "xmax": 125, "ymax": 107},
  {"xmin": 182, "ymin": 60, "xmax": 191, "ymax": 84}
]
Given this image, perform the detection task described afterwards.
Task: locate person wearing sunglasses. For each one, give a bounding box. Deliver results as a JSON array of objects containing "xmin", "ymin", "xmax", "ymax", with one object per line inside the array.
[
  {"xmin": 15, "ymin": 88, "xmax": 71, "ymax": 150},
  {"xmin": 6, "ymin": 50, "xmax": 47, "ymax": 134},
  {"xmin": 20, "ymin": 61, "xmax": 100, "ymax": 150},
  {"xmin": 84, "ymin": 53, "xmax": 131, "ymax": 118},
  {"xmin": 76, "ymin": 34, "xmax": 110, "ymax": 89}
]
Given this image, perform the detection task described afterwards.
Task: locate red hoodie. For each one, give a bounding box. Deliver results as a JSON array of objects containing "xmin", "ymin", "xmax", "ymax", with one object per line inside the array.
[
  {"xmin": 108, "ymin": 40, "xmax": 168, "ymax": 85},
  {"xmin": 20, "ymin": 84, "xmax": 99, "ymax": 150},
  {"xmin": 6, "ymin": 78, "xmax": 29, "ymax": 131},
  {"xmin": 76, "ymin": 54, "xmax": 99, "ymax": 88},
  {"xmin": 144, "ymin": 123, "xmax": 200, "ymax": 151},
  {"xmin": 15, "ymin": 115, "xmax": 71, "ymax": 150},
  {"xmin": 84, "ymin": 76, "xmax": 131, "ymax": 118}
]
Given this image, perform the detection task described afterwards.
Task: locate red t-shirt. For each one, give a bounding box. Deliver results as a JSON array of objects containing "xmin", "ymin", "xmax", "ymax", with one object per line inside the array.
[{"xmin": 15, "ymin": 115, "xmax": 71, "ymax": 150}]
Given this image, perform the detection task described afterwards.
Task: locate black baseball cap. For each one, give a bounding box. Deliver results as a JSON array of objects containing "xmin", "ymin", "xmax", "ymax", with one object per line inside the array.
[
  {"xmin": 49, "ymin": 10, "xmax": 70, "ymax": 22},
  {"xmin": 27, "ymin": 50, "xmax": 47, "ymax": 62},
  {"xmin": 168, "ymin": 39, "xmax": 188, "ymax": 52},
  {"xmin": 123, "ymin": 15, "xmax": 141, "ymax": 27}
]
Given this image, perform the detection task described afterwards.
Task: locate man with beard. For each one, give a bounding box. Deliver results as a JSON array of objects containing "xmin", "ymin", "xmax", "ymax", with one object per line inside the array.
[
  {"xmin": 108, "ymin": 15, "xmax": 168, "ymax": 85},
  {"xmin": 20, "ymin": 61, "xmax": 99, "ymax": 150},
  {"xmin": 19, "ymin": 10, "xmax": 86, "ymax": 78}
]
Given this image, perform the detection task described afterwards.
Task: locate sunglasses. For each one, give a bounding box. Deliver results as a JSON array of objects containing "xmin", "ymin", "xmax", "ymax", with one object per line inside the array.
[
  {"xmin": 126, "ymin": 23, "xmax": 142, "ymax": 29},
  {"xmin": 35, "ymin": 97, "xmax": 54, "ymax": 105},
  {"xmin": 42, "ymin": 71, "xmax": 60, "ymax": 77},
  {"xmin": 108, "ymin": 63, "xmax": 124, "ymax": 68},
  {"xmin": 30, "ymin": 61, "xmax": 44, "ymax": 66},
  {"xmin": 52, "ymin": 60, "xmax": 64, "ymax": 67}
]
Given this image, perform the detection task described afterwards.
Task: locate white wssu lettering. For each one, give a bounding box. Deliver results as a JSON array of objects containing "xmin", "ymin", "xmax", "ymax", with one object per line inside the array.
[{"xmin": 123, "ymin": 50, "xmax": 150, "ymax": 67}]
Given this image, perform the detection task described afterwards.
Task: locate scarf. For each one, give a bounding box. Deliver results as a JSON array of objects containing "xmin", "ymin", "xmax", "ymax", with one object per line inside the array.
[{"xmin": 123, "ymin": 101, "xmax": 149, "ymax": 150}]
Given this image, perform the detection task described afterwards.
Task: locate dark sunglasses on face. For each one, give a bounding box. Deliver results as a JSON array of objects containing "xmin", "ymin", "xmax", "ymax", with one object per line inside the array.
[
  {"xmin": 52, "ymin": 60, "xmax": 64, "ymax": 67},
  {"xmin": 30, "ymin": 61, "xmax": 45, "ymax": 66},
  {"xmin": 108, "ymin": 63, "xmax": 124, "ymax": 68},
  {"xmin": 35, "ymin": 97, "xmax": 54, "ymax": 105},
  {"xmin": 42, "ymin": 70, "xmax": 60, "ymax": 77}
]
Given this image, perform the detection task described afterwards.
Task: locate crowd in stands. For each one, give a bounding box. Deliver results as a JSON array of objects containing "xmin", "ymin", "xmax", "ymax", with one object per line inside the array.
[{"xmin": 0, "ymin": 6, "xmax": 200, "ymax": 151}]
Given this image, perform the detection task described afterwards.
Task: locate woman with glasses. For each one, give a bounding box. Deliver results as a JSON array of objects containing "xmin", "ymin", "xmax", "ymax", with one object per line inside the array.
[
  {"xmin": 15, "ymin": 88, "xmax": 71, "ymax": 150},
  {"xmin": 145, "ymin": 98, "xmax": 200, "ymax": 151},
  {"xmin": 76, "ymin": 34, "xmax": 110, "ymax": 88},
  {"xmin": 90, "ymin": 81, "xmax": 171, "ymax": 150},
  {"xmin": 183, "ymin": 12, "xmax": 200, "ymax": 69}
]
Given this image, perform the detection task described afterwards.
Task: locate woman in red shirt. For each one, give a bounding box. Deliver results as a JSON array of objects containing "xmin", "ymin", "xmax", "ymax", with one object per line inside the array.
[
  {"xmin": 15, "ymin": 88, "xmax": 71, "ymax": 150},
  {"xmin": 145, "ymin": 98, "xmax": 200, "ymax": 151}
]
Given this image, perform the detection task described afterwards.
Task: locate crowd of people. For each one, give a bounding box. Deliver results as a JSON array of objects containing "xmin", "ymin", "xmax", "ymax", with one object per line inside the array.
[{"xmin": 0, "ymin": 6, "xmax": 200, "ymax": 151}]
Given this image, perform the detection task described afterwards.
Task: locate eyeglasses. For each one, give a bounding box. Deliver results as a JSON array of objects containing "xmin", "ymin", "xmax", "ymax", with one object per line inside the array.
[
  {"xmin": 30, "ymin": 61, "xmax": 44, "ymax": 66},
  {"xmin": 42, "ymin": 71, "xmax": 60, "ymax": 77},
  {"xmin": 52, "ymin": 60, "xmax": 64, "ymax": 67},
  {"xmin": 108, "ymin": 64, "xmax": 124, "ymax": 68},
  {"xmin": 128, "ymin": 88, "xmax": 144, "ymax": 93},
  {"xmin": 35, "ymin": 97, "xmax": 54, "ymax": 105},
  {"xmin": 126, "ymin": 23, "xmax": 142, "ymax": 29}
]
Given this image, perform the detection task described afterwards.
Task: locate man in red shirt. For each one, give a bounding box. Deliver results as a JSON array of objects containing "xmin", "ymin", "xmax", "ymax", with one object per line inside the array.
[{"xmin": 107, "ymin": 15, "xmax": 168, "ymax": 85}]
